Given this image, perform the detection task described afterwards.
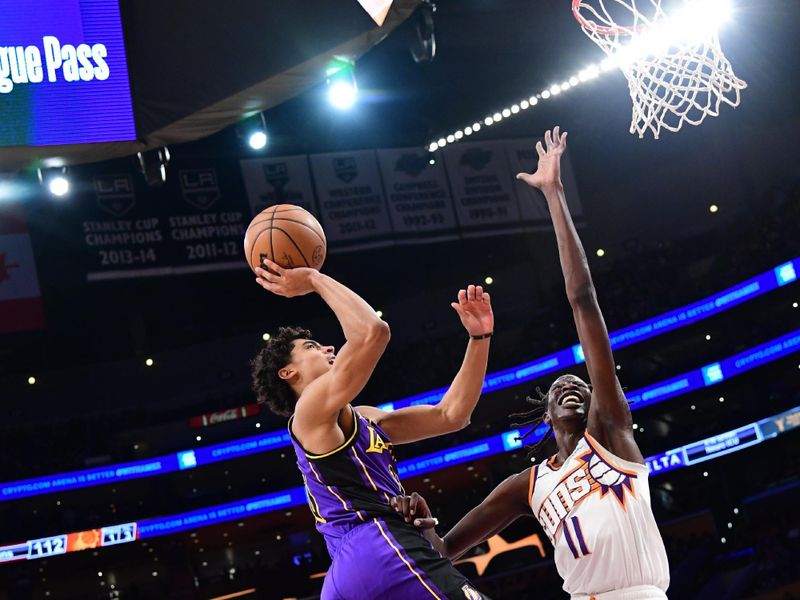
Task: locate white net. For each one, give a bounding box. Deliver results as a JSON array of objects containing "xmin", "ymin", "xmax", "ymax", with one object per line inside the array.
[{"xmin": 572, "ymin": 0, "xmax": 747, "ymax": 138}]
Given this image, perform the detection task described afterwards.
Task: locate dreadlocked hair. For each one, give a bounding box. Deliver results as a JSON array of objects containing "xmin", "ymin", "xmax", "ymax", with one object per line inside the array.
[
  {"xmin": 508, "ymin": 386, "xmax": 554, "ymax": 461},
  {"xmin": 250, "ymin": 326, "xmax": 312, "ymax": 417}
]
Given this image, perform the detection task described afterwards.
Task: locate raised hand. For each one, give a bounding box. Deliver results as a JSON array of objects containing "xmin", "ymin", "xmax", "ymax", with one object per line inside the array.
[
  {"xmin": 516, "ymin": 126, "xmax": 568, "ymax": 192},
  {"xmin": 255, "ymin": 258, "xmax": 317, "ymax": 298},
  {"xmin": 390, "ymin": 492, "xmax": 438, "ymax": 529},
  {"xmin": 451, "ymin": 284, "xmax": 493, "ymax": 337}
]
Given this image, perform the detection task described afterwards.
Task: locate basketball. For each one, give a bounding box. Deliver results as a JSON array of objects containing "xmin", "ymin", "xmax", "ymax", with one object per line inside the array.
[{"xmin": 243, "ymin": 204, "xmax": 327, "ymax": 272}]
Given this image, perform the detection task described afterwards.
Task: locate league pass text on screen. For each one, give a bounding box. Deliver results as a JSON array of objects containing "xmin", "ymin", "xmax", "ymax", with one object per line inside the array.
[
  {"xmin": 0, "ymin": 0, "xmax": 135, "ymax": 146},
  {"xmin": 0, "ymin": 37, "xmax": 110, "ymax": 94}
]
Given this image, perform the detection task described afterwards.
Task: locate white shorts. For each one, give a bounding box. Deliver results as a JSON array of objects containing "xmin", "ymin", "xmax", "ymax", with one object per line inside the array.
[{"xmin": 572, "ymin": 585, "xmax": 668, "ymax": 600}]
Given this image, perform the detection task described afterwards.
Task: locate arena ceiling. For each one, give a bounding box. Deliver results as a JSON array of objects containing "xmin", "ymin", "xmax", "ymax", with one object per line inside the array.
[{"xmin": 0, "ymin": 0, "xmax": 420, "ymax": 169}]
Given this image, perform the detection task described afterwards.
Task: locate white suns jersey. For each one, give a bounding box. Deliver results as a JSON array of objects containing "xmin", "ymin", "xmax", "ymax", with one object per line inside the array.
[{"xmin": 529, "ymin": 432, "xmax": 670, "ymax": 598}]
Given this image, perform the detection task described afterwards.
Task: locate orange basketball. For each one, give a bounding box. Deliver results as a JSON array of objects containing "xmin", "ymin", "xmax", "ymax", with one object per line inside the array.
[{"xmin": 243, "ymin": 204, "xmax": 327, "ymax": 272}]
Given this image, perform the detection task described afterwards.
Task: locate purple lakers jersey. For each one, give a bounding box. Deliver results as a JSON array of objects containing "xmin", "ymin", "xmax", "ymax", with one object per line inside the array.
[{"xmin": 289, "ymin": 406, "xmax": 405, "ymax": 557}]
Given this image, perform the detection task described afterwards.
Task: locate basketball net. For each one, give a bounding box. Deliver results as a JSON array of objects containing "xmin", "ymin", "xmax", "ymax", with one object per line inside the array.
[{"xmin": 572, "ymin": 0, "xmax": 747, "ymax": 138}]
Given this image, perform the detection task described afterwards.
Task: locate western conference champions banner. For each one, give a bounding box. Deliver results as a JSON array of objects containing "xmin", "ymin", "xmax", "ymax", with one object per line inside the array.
[{"xmin": 308, "ymin": 150, "xmax": 394, "ymax": 249}]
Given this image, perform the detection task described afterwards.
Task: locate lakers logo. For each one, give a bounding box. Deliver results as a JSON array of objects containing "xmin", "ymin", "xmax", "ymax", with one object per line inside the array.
[{"xmin": 366, "ymin": 426, "xmax": 391, "ymax": 454}]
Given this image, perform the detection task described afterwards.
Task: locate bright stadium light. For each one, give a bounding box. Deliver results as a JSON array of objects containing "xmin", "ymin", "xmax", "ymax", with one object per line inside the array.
[
  {"xmin": 38, "ymin": 167, "xmax": 70, "ymax": 198},
  {"xmin": 238, "ymin": 112, "xmax": 268, "ymax": 151},
  {"xmin": 326, "ymin": 58, "xmax": 358, "ymax": 111},
  {"xmin": 614, "ymin": 0, "xmax": 735, "ymax": 67},
  {"xmin": 49, "ymin": 176, "xmax": 69, "ymax": 197},
  {"xmin": 248, "ymin": 131, "xmax": 267, "ymax": 150},
  {"xmin": 328, "ymin": 80, "xmax": 358, "ymax": 110}
]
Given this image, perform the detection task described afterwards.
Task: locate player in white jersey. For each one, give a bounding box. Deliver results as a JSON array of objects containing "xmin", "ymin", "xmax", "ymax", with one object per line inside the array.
[{"xmin": 391, "ymin": 127, "xmax": 670, "ymax": 599}]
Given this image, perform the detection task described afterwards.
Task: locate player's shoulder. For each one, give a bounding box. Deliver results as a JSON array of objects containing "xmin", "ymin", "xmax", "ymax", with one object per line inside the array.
[
  {"xmin": 492, "ymin": 468, "xmax": 536, "ymax": 515},
  {"xmin": 493, "ymin": 467, "xmax": 535, "ymax": 501},
  {"xmin": 353, "ymin": 404, "xmax": 384, "ymax": 424}
]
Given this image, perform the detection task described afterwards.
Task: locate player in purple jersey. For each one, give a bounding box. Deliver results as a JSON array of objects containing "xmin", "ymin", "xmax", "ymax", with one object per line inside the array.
[{"xmin": 251, "ymin": 259, "xmax": 494, "ymax": 599}]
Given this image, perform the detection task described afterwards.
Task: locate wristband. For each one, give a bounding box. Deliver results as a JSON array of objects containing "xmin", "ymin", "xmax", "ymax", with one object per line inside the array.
[{"xmin": 470, "ymin": 332, "xmax": 493, "ymax": 340}]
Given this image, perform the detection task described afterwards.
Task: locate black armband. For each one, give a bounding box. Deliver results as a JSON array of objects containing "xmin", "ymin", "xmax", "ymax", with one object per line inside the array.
[{"xmin": 470, "ymin": 332, "xmax": 493, "ymax": 340}]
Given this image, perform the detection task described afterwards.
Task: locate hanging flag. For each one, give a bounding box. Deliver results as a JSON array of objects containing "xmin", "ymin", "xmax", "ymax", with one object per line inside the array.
[
  {"xmin": 356, "ymin": 0, "xmax": 394, "ymax": 26},
  {"xmin": 0, "ymin": 206, "xmax": 45, "ymax": 332}
]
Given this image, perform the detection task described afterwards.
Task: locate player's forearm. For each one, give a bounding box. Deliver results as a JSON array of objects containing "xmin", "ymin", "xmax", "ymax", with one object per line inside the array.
[
  {"xmin": 420, "ymin": 526, "xmax": 467, "ymax": 560},
  {"xmin": 437, "ymin": 338, "xmax": 491, "ymax": 430},
  {"xmin": 542, "ymin": 184, "xmax": 596, "ymax": 305},
  {"xmin": 422, "ymin": 529, "xmax": 451, "ymax": 557},
  {"xmin": 311, "ymin": 272, "xmax": 390, "ymax": 342}
]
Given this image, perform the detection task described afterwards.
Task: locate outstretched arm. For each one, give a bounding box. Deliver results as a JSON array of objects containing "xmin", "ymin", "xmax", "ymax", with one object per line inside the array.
[
  {"xmin": 357, "ymin": 285, "xmax": 493, "ymax": 444},
  {"xmin": 256, "ymin": 260, "xmax": 389, "ymax": 422},
  {"xmin": 516, "ymin": 128, "xmax": 642, "ymax": 463},
  {"xmin": 391, "ymin": 470, "xmax": 532, "ymax": 560}
]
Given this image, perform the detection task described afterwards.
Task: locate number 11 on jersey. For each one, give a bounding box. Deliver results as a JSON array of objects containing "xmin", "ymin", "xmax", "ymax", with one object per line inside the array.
[{"xmin": 563, "ymin": 516, "xmax": 591, "ymax": 559}]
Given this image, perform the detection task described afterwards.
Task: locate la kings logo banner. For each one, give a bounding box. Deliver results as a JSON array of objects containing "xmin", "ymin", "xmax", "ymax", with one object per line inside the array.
[
  {"xmin": 333, "ymin": 157, "xmax": 358, "ymax": 184},
  {"xmin": 94, "ymin": 174, "xmax": 135, "ymax": 217},
  {"xmin": 239, "ymin": 155, "xmax": 317, "ymax": 216},
  {"xmin": 264, "ymin": 163, "xmax": 289, "ymax": 194},
  {"xmin": 179, "ymin": 169, "xmax": 220, "ymax": 211}
]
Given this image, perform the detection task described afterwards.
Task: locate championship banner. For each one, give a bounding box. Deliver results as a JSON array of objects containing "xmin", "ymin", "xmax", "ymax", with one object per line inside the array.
[
  {"xmin": 167, "ymin": 166, "xmax": 249, "ymax": 274},
  {"xmin": 504, "ymin": 139, "xmax": 584, "ymax": 226},
  {"xmin": 65, "ymin": 161, "xmax": 250, "ymax": 281},
  {"xmin": 240, "ymin": 155, "xmax": 318, "ymax": 217},
  {"xmin": 309, "ymin": 150, "xmax": 394, "ymax": 249},
  {"xmin": 0, "ymin": 206, "xmax": 45, "ymax": 332},
  {"xmin": 376, "ymin": 147, "xmax": 458, "ymax": 241},
  {"xmin": 441, "ymin": 140, "xmax": 523, "ymax": 234},
  {"xmin": 79, "ymin": 171, "xmax": 165, "ymax": 281}
]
